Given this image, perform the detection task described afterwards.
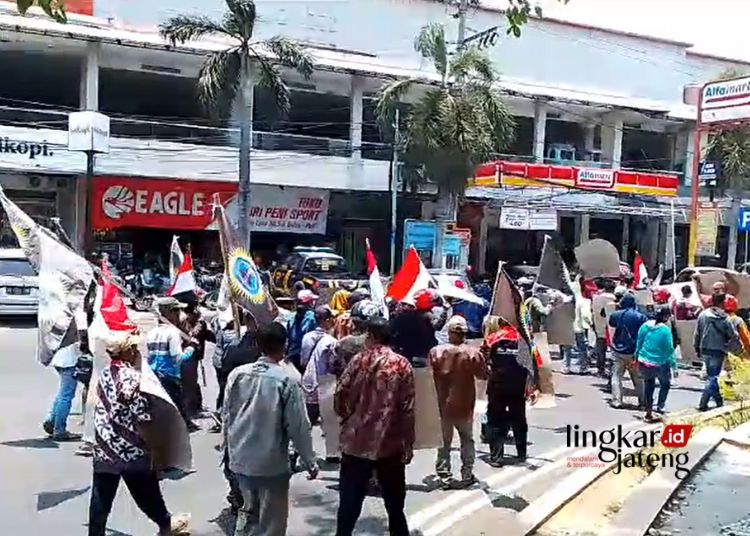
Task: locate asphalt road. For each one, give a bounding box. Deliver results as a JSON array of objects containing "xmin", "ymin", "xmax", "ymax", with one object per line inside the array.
[{"xmin": 0, "ymin": 321, "xmax": 707, "ymax": 535}]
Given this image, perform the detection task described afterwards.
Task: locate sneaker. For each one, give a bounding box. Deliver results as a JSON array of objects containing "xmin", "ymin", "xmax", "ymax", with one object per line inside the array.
[
  {"xmin": 52, "ymin": 431, "xmax": 82, "ymax": 442},
  {"xmin": 457, "ymin": 474, "xmax": 479, "ymax": 488},
  {"xmin": 42, "ymin": 420, "xmax": 53, "ymax": 436}
]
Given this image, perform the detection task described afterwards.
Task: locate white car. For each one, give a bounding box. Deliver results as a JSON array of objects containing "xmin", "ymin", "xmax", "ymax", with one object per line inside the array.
[{"xmin": 0, "ymin": 249, "xmax": 38, "ymax": 316}]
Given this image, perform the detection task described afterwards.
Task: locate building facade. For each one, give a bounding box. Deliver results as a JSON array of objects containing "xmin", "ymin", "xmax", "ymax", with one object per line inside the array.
[{"xmin": 0, "ymin": 0, "xmax": 746, "ymax": 273}]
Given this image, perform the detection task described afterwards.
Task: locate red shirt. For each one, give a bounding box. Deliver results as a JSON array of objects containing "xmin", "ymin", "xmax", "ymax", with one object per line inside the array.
[{"xmin": 335, "ymin": 344, "xmax": 415, "ymax": 460}]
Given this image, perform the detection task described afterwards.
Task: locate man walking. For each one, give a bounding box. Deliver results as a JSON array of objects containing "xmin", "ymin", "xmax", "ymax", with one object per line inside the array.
[
  {"xmin": 145, "ymin": 298, "xmax": 198, "ymax": 431},
  {"xmin": 695, "ymin": 293, "xmax": 739, "ymax": 411},
  {"xmin": 335, "ymin": 317, "xmax": 415, "ymax": 536},
  {"xmin": 608, "ymin": 294, "xmax": 648, "ymax": 409},
  {"xmin": 286, "ymin": 290, "xmax": 318, "ymax": 372},
  {"xmin": 428, "ymin": 316, "xmax": 487, "ymax": 488},
  {"xmin": 591, "ymin": 280, "xmax": 616, "ymax": 377},
  {"xmin": 223, "ymin": 322, "xmax": 318, "ymax": 536},
  {"xmin": 300, "ymin": 305, "xmax": 338, "ymax": 424}
]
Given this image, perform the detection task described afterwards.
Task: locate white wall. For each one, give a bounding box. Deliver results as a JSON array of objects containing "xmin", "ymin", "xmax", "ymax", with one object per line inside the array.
[{"xmin": 94, "ymin": 0, "xmax": 750, "ymax": 107}]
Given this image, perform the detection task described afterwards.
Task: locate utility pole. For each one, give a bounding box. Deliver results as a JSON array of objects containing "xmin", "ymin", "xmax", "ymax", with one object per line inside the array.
[
  {"xmin": 237, "ymin": 54, "xmax": 255, "ymax": 251},
  {"xmin": 434, "ymin": 0, "xmax": 468, "ymax": 270},
  {"xmin": 389, "ymin": 108, "xmax": 400, "ymax": 275}
]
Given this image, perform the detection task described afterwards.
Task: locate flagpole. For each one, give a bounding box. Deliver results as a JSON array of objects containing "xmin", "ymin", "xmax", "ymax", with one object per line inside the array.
[{"xmin": 212, "ymin": 194, "xmax": 242, "ymax": 338}]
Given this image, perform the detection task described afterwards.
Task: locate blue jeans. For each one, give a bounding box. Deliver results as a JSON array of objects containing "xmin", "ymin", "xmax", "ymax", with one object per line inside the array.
[
  {"xmin": 563, "ymin": 332, "xmax": 589, "ymax": 372},
  {"xmin": 656, "ymin": 364, "xmax": 672, "ymax": 411},
  {"xmin": 699, "ymin": 352, "xmax": 725, "ymax": 410},
  {"xmin": 47, "ymin": 366, "xmax": 78, "ymax": 435}
]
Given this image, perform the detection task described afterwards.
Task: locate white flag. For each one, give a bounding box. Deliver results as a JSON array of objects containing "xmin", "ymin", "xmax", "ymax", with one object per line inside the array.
[{"xmin": 0, "ymin": 186, "xmax": 94, "ymax": 365}]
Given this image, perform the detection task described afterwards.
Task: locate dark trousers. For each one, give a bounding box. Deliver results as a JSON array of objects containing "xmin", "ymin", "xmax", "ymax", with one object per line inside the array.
[
  {"xmin": 487, "ymin": 389, "xmax": 528, "ymax": 462},
  {"xmin": 88, "ymin": 470, "xmax": 170, "ymax": 536},
  {"xmin": 639, "ymin": 362, "xmax": 659, "ymax": 413},
  {"xmin": 215, "ymin": 366, "xmax": 229, "ymax": 412},
  {"xmin": 594, "ymin": 337, "xmax": 607, "ymax": 373},
  {"xmin": 336, "ymin": 454, "xmax": 409, "ymax": 536},
  {"xmin": 158, "ymin": 375, "xmax": 189, "ymax": 424},
  {"xmin": 180, "ymin": 358, "xmax": 202, "ymax": 417}
]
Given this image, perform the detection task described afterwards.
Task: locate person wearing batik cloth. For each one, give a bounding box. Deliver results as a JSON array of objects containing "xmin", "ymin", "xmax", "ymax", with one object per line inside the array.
[
  {"xmin": 89, "ymin": 335, "xmax": 189, "ymax": 536},
  {"xmin": 334, "ymin": 317, "xmax": 414, "ymax": 536}
]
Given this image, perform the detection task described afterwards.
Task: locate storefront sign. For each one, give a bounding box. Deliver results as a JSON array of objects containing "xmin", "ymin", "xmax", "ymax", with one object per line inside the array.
[
  {"xmin": 576, "ymin": 168, "xmax": 615, "ymax": 189},
  {"xmin": 403, "ymin": 220, "xmax": 438, "ymax": 251},
  {"xmin": 739, "ymin": 207, "xmax": 750, "ymax": 232},
  {"xmin": 500, "ymin": 208, "xmax": 558, "ymax": 230},
  {"xmin": 499, "ymin": 207, "xmax": 530, "ymax": 230},
  {"xmin": 701, "ymin": 76, "xmax": 750, "ymax": 124},
  {"xmin": 91, "ymin": 177, "xmax": 330, "ymax": 234},
  {"xmin": 695, "ymin": 207, "xmax": 719, "ymax": 257}
]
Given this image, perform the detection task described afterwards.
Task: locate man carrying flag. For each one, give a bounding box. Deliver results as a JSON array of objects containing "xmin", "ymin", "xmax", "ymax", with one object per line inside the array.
[{"xmin": 0, "ymin": 186, "xmax": 94, "ymax": 442}]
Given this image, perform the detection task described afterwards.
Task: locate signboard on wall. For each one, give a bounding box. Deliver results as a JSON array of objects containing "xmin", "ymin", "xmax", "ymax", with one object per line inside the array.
[
  {"xmin": 576, "ymin": 168, "xmax": 615, "ymax": 189},
  {"xmin": 695, "ymin": 206, "xmax": 719, "ymax": 256},
  {"xmin": 500, "ymin": 208, "xmax": 558, "ymax": 230},
  {"xmin": 701, "ymin": 76, "xmax": 750, "ymax": 124},
  {"xmin": 91, "ymin": 177, "xmax": 329, "ymax": 234}
]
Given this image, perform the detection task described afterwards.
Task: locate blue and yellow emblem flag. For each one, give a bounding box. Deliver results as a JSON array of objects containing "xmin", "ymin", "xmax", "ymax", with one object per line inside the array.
[{"xmin": 214, "ymin": 203, "xmax": 278, "ymax": 326}]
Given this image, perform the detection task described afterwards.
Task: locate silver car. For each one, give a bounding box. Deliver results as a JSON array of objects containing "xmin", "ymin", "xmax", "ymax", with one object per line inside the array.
[{"xmin": 0, "ymin": 249, "xmax": 38, "ymax": 315}]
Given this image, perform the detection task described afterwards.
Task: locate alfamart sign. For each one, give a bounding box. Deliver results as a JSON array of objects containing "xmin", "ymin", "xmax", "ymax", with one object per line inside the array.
[{"xmin": 701, "ymin": 76, "xmax": 750, "ymax": 124}]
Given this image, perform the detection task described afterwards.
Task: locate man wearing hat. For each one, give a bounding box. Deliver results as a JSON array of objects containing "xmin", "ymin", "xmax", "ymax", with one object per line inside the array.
[
  {"xmin": 428, "ymin": 315, "xmax": 487, "ymax": 488},
  {"xmin": 145, "ymin": 297, "xmax": 199, "ymax": 431}
]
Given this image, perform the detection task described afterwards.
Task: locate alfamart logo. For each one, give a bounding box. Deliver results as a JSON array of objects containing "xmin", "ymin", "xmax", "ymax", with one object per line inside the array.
[
  {"xmin": 101, "ymin": 185, "xmax": 208, "ymax": 220},
  {"xmin": 566, "ymin": 424, "xmax": 693, "ymax": 479}
]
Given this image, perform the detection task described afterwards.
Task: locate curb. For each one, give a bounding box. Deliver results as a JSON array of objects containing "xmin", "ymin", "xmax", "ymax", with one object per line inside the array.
[
  {"xmin": 602, "ymin": 427, "xmax": 724, "ymax": 536},
  {"xmin": 515, "ymin": 403, "xmax": 744, "ymax": 536}
]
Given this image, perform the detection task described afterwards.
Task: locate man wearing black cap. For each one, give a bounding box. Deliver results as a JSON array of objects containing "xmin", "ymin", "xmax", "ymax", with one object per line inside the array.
[{"xmin": 145, "ymin": 297, "xmax": 199, "ymax": 431}]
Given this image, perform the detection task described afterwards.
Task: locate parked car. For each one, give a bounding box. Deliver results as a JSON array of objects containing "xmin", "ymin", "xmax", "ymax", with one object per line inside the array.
[
  {"xmin": 0, "ymin": 249, "xmax": 38, "ymax": 316},
  {"xmin": 271, "ymin": 246, "xmax": 365, "ymax": 300}
]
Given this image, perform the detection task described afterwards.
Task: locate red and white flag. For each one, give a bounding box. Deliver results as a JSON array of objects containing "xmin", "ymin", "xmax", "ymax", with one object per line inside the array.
[
  {"xmin": 88, "ymin": 259, "xmax": 136, "ymax": 346},
  {"xmin": 168, "ymin": 252, "xmax": 197, "ymax": 297},
  {"xmin": 169, "ymin": 235, "xmax": 184, "ymax": 285},
  {"xmin": 366, "ymin": 238, "xmax": 389, "ymax": 319},
  {"xmin": 387, "ymin": 246, "xmax": 432, "ymax": 304},
  {"xmin": 632, "ymin": 253, "xmax": 648, "ymax": 289}
]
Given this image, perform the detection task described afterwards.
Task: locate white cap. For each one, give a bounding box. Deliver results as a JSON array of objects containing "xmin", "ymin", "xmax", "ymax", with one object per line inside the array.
[
  {"xmin": 446, "ymin": 315, "xmax": 469, "ymax": 333},
  {"xmin": 297, "ymin": 289, "xmax": 319, "ymax": 304}
]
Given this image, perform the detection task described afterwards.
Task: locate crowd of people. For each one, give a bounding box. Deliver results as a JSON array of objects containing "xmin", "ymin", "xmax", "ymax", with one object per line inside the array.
[
  {"xmin": 37, "ymin": 258, "xmax": 750, "ymax": 536},
  {"xmin": 542, "ymin": 275, "xmax": 749, "ymax": 424}
]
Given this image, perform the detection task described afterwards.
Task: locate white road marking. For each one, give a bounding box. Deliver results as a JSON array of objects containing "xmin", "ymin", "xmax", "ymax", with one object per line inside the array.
[{"xmin": 409, "ymin": 419, "xmax": 649, "ymax": 533}]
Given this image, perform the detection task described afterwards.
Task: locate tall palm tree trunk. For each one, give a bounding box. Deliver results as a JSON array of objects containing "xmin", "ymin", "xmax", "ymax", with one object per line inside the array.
[{"xmin": 238, "ymin": 54, "xmax": 254, "ymax": 250}]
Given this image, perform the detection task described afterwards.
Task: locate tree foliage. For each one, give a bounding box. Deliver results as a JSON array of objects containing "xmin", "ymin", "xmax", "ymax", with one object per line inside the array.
[
  {"xmin": 377, "ymin": 23, "xmax": 515, "ymax": 193},
  {"xmin": 159, "ymin": 0, "xmax": 313, "ymax": 115},
  {"xmin": 708, "ymin": 69, "xmax": 750, "ymax": 192},
  {"xmin": 438, "ymin": 0, "xmax": 570, "ymax": 38},
  {"xmin": 16, "ymin": 0, "xmax": 66, "ymax": 23}
]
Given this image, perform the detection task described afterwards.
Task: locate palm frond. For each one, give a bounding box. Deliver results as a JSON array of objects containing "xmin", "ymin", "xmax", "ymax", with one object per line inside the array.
[
  {"xmin": 159, "ymin": 15, "xmax": 227, "ymax": 45},
  {"xmin": 197, "ymin": 49, "xmax": 241, "ymax": 111},
  {"xmin": 255, "ymin": 60, "xmax": 292, "ymax": 114},
  {"xmin": 450, "ymin": 47, "xmax": 495, "ymax": 83},
  {"xmin": 263, "ymin": 37, "xmax": 315, "ymax": 79},
  {"xmin": 466, "ymin": 83, "xmax": 516, "ymax": 150},
  {"xmin": 415, "ymin": 23, "xmax": 448, "ymax": 78},
  {"xmin": 376, "ymin": 78, "xmax": 415, "ymax": 129},
  {"xmin": 222, "ymin": 0, "xmax": 256, "ymax": 42}
]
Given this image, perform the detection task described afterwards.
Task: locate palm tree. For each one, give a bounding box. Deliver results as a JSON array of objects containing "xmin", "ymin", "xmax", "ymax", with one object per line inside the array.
[
  {"xmin": 160, "ymin": 0, "xmax": 314, "ymax": 247},
  {"xmin": 707, "ymin": 69, "xmax": 750, "ymax": 268},
  {"xmin": 377, "ymin": 22, "xmax": 515, "ymax": 211}
]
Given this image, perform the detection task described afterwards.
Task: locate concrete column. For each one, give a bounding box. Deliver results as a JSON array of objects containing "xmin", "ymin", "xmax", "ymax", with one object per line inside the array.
[
  {"xmin": 601, "ymin": 113, "xmax": 623, "ymax": 169},
  {"xmin": 80, "ymin": 42, "xmax": 99, "ymax": 110},
  {"xmin": 532, "ymin": 101, "xmax": 547, "ymax": 163},
  {"xmin": 75, "ymin": 42, "xmax": 100, "ymax": 251},
  {"xmin": 621, "ymin": 215, "xmax": 630, "ymax": 260},
  {"xmin": 477, "ymin": 205, "xmax": 489, "ymax": 275},
  {"xmin": 584, "ymin": 124, "xmax": 596, "ymax": 155},
  {"xmin": 349, "ymin": 76, "xmax": 364, "ymax": 161},
  {"xmin": 578, "ymin": 213, "xmax": 590, "ymax": 246}
]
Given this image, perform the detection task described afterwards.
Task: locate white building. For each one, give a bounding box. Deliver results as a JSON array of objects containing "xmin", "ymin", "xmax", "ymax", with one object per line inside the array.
[{"xmin": 0, "ymin": 0, "xmax": 745, "ymax": 272}]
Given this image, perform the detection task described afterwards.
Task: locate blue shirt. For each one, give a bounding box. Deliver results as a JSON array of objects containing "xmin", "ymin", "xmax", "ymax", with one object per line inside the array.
[
  {"xmin": 286, "ymin": 310, "xmax": 317, "ymax": 363},
  {"xmin": 146, "ymin": 324, "xmax": 194, "ymax": 379}
]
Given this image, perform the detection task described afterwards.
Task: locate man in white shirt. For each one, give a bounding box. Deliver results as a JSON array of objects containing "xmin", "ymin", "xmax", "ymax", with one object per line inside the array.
[
  {"xmin": 591, "ymin": 280, "xmax": 616, "ymax": 377},
  {"xmin": 43, "ymin": 307, "xmax": 87, "ymax": 441}
]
